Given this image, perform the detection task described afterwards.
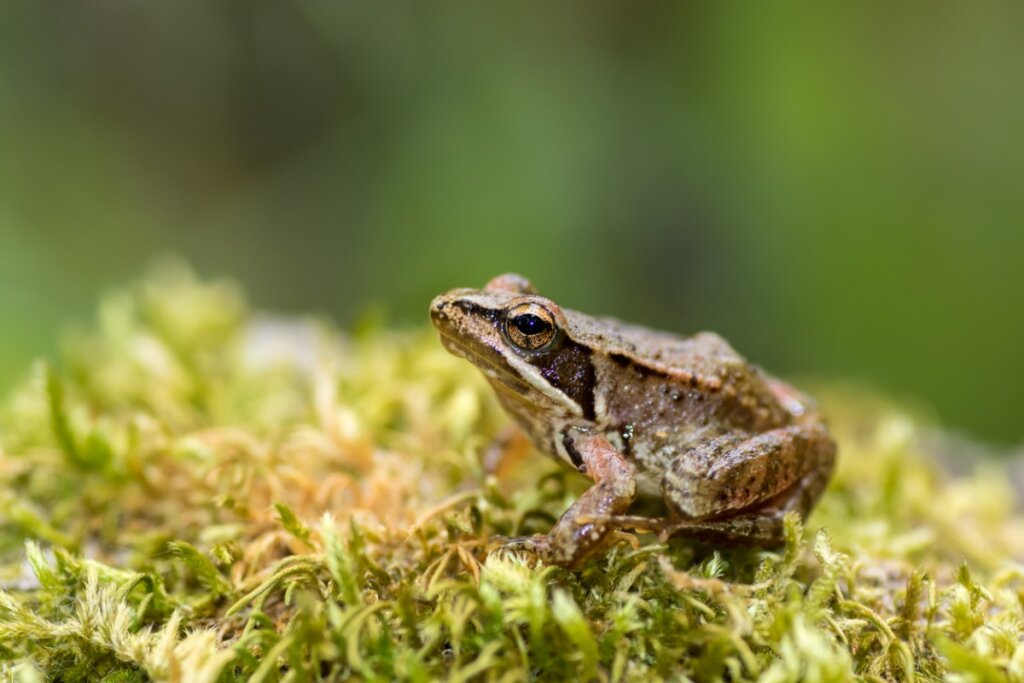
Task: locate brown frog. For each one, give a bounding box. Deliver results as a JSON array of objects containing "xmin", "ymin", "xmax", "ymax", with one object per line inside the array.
[{"xmin": 430, "ymin": 274, "xmax": 836, "ymax": 567}]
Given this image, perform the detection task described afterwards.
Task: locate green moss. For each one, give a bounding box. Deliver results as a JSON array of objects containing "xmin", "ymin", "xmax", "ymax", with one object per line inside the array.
[{"xmin": 1, "ymin": 263, "xmax": 1023, "ymax": 681}]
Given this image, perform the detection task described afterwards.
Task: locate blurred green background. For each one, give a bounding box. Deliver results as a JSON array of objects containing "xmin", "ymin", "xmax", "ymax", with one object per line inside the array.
[{"xmin": 1, "ymin": 3, "xmax": 1022, "ymax": 444}]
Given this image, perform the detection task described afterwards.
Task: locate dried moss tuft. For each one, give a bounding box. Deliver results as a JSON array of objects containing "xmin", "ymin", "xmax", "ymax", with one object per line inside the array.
[{"xmin": 1, "ymin": 263, "xmax": 1023, "ymax": 681}]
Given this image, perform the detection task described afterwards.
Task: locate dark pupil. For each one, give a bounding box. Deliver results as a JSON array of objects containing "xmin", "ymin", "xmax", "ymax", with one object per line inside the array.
[{"xmin": 513, "ymin": 313, "xmax": 550, "ymax": 336}]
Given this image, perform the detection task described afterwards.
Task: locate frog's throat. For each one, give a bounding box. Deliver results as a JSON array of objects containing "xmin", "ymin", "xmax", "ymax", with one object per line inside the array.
[
  {"xmin": 438, "ymin": 333, "xmax": 581, "ymax": 417},
  {"xmin": 488, "ymin": 378, "xmax": 579, "ymax": 422}
]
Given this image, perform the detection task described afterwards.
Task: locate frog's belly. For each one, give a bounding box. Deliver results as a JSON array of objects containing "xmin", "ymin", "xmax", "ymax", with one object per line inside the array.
[
  {"xmin": 626, "ymin": 440, "xmax": 677, "ymax": 500},
  {"xmin": 635, "ymin": 470, "xmax": 664, "ymax": 500},
  {"xmin": 628, "ymin": 428, "xmax": 720, "ymax": 501}
]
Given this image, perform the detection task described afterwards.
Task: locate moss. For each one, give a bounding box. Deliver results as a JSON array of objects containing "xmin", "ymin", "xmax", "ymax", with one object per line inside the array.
[{"xmin": 1, "ymin": 262, "xmax": 1023, "ymax": 681}]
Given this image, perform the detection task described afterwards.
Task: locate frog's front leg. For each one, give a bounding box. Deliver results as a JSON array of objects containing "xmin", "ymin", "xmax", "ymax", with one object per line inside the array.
[
  {"xmin": 662, "ymin": 424, "xmax": 835, "ymax": 543},
  {"xmin": 507, "ymin": 428, "xmax": 636, "ymax": 567}
]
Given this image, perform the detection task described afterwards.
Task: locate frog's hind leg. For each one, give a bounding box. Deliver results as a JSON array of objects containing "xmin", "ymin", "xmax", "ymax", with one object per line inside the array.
[
  {"xmin": 576, "ymin": 461, "xmax": 829, "ymax": 545},
  {"xmin": 658, "ymin": 459, "xmax": 833, "ymax": 544},
  {"xmin": 660, "ymin": 424, "xmax": 836, "ymax": 545},
  {"xmin": 571, "ymin": 513, "xmax": 673, "ymax": 534}
]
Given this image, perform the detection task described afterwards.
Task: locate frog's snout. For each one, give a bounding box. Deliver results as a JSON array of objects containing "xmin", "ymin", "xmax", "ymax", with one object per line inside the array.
[
  {"xmin": 429, "ymin": 288, "xmax": 478, "ymax": 329},
  {"xmin": 429, "ymin": 294, "xmax": 451, "ymax": 328}
]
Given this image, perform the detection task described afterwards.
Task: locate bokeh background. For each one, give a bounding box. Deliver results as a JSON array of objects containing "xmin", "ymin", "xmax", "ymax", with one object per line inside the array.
[{"xmin": 1, "ymin": 3, "xmax": 1022, "ymax": 445}]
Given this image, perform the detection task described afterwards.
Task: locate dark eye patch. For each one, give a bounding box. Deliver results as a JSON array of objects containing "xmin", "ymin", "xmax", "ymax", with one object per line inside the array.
[{"xmin": 531, "ymin": 339, "xmax": 596, "ymax": 421}]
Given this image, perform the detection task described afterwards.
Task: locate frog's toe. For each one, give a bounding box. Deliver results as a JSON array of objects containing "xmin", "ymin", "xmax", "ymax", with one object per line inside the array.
[
  {"xmin": 489, "ymin": 534, "xmax": 557, "ymax": 563},
  {"xmin": 495, "ymin": 533, "xmax": 547, "ymax": 552}
]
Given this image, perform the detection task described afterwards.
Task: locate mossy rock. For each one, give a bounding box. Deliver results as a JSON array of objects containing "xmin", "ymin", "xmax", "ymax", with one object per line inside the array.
[{"xmin": 1, "ymin": 263, "xmax": 1022, "ymax": 682}]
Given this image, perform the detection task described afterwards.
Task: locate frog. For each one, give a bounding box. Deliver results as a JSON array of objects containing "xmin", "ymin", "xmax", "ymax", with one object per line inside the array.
[{"xmin": 429, "ymin": 273, "xmax": 836, "ymax": 567}]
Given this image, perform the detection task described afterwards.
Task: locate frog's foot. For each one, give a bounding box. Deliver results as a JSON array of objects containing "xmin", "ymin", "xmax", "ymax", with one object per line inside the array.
[
  {"xmin": 658, "ymin": 511, "xmax": 789, "ymax": 544},
  {"xmin": 491, "ymin": 528, "xmax": 637, "ymax": 566},
  {"xmin": 609, "ymin": 529, "xmax": 642, "ymax": 551},
  {"xmin": 490, "ymin": 533, "xmax": 543, "ymax": 555},
  {"xmin": 573, "ymin": 513, "xmax": 745, "ymax": 553},
  {"xmin": 493, "ymin": 532, "xmax": 589, "ymax": 565},
  {"xmin": 491, "ymin": 503, "xmax": 619, "ymax": 567}
]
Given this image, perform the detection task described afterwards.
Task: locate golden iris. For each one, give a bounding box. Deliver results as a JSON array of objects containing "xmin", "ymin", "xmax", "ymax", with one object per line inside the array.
[{"xmin": 504, "ymin": 303, "xmax": 557, "ymax": 351}]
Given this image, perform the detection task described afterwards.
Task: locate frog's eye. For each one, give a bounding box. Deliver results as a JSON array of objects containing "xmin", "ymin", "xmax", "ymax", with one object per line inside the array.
[{"xmin": 504, "ymin": 302, "xmax": 558, "ymax": 352}]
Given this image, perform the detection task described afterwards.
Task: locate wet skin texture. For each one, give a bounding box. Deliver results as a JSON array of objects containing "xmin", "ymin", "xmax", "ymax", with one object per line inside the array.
[{"xmin": 430, "ymin": 273, "xmax": 837, "ymax": 567}]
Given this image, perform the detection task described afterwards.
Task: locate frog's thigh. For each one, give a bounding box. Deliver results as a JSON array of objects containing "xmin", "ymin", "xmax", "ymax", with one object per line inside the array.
[
  {"xmin": 664, "ymin": 425, "xmax": 826, "ymax": 520},
  {"xmin": 785, "ymin": 430, "xmax": 835, "ymax": 519},
  {"xmin": 661, "ymin": 450, "xmax": 835, "ymax": 545}
]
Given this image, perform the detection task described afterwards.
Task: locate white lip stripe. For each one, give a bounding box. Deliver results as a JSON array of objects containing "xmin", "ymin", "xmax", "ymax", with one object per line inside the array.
[{"xmin": 504, "ymin": 351, "xmax": 582, "ymax": 417}]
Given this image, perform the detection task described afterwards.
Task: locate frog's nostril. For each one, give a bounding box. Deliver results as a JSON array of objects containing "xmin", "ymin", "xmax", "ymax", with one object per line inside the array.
[{"xmin": 429, "ymin": 296, "xmax": 449, "ymax": 323}]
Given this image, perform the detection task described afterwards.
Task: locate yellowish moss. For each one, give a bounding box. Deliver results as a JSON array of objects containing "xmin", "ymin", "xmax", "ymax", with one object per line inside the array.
[{"xmin": 1, "ymin": 263, "xmax": 1023, "ymax": 681}]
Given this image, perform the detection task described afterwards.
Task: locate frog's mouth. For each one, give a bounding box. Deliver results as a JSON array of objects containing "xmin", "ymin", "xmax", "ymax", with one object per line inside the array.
[{"xmin": 436, "ymin": 332, "xmax": 536, "ymax": 397}]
